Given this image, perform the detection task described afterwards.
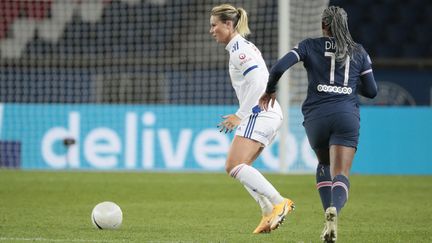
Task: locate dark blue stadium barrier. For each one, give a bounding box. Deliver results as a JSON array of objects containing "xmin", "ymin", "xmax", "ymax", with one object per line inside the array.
[
  {"xmin": 0, "ymin": 141, "xmax": 21, "ymax": 168},
  {"xmin": 359, "ymin": 69, "xmax": 432, "ymax": 106},
  {"xmin": 0, "ymin": 67, "xmax": 94, "ymax": 103}
]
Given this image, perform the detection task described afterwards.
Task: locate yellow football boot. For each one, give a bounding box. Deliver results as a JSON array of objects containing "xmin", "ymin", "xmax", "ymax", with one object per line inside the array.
[
  {"xmin": 268, "ymin": 198, "xmax": 295, "ymax": 230},
  {"xmin": 252, "ymin": 214, "xmax": 272, "ymax": 234}
]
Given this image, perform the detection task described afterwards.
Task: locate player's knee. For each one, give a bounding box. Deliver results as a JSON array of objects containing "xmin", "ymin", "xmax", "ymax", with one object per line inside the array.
[
  {"xmin": 340, "ymin": 169, "xmax": 350, "ymax": 178},
  {"xmin": 314, "ymin": 148, "xmax": 330, "ymax": 165},
  {"xmin": 318, "ymin": 160, "xmax": 330, "ymax": 166},
  {"xmin": 225, "ymin": 159, "xmax": 241, "ymax": 175},
  {"xmin": 225, "ymin": 162, "xmax": 234, "ymax": 174}
]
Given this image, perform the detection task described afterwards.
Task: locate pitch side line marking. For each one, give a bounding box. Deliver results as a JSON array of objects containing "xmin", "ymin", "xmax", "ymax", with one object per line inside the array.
[{"xmin": 0, "ymin": 237, "xmax": 126, "ymax": 242}]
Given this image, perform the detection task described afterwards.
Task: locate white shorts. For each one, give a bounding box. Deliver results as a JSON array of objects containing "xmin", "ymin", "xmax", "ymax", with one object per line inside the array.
[{"xmin": 235, "ymin": 111, "xmax": 283, "ymax": 147}]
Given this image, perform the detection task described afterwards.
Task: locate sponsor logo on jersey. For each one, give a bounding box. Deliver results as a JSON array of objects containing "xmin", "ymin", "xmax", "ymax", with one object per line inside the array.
[
  {"xmin": 317, "ymin": 84, "xmax": 352, "ymax": 94},
  {"xmin": 239, "ymin": 53, "xmax": 246, "ymax": 59},
  {"xmin": 239, "ymin": 57, "xmax": 253, "ymax": 66}
]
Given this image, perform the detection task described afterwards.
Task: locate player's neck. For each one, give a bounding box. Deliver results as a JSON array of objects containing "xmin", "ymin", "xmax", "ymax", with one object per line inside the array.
[
  {"xmin": 322, "ymin": 28, "xmax": 332, "ymax": 38},
  {"xmin": 225, "ymin": 31, "xmax": 240, "ymax": 44}
]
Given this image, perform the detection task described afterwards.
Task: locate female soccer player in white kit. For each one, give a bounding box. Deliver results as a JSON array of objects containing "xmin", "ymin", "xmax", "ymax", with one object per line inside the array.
[{"xmin": 209, "ymin": 4, "xmax": 294, "ymax": 234}]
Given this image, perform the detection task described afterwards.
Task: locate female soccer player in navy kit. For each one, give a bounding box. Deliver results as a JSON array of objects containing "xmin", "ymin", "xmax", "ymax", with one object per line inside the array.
[
  {"xmin": 259, "ymin": 6, "xmax": 377, "ymax": 242},
  {"xmin": 210, "ymin": 4, "xmax": 294, "ymax": 234}
]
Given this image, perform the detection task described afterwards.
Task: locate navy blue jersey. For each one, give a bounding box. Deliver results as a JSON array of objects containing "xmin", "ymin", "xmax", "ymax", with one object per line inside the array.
[
  {"xmin": 267, "ymin": 37, "xmax": 376, "ymax": 122},
  {"xmin": 294, "ymin": 37, "xmax": 372, "ymax": 120}
]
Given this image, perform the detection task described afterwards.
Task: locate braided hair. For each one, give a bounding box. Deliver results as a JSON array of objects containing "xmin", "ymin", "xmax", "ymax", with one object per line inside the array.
[{"xmin": 322, "ymin": 6, "xmax": 359, "ymax": 66}]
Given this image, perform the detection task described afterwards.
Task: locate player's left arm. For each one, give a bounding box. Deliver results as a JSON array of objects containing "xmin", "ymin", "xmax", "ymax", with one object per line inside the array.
[
  {"xmin": 218, "ymin": 51, "xmax": 263, "ymax": 133},
  {"xmin": 237, "ymin": 68, "xmax": 268, "ymax": 118},
  {"xmin": 217, "ymin": 114, "xmax": 240, "ymax": 133},
  {"xmin": 218, "ymin": 74, "xmax": 262, "ymax": 133},
  {"xmin": 231, "ymin": 51, "xmax": 267, "ymax": 120}
]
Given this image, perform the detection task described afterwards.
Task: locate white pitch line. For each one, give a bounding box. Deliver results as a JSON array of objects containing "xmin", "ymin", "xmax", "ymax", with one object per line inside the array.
[{"xmin": 0, "ymin": 237, "xmax": 126, "ymax": 242}]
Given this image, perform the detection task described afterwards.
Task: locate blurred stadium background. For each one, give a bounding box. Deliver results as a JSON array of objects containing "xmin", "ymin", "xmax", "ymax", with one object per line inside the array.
[{"xmin": 0, "ymin": 0, "xmax": 431, "ymax": 174}]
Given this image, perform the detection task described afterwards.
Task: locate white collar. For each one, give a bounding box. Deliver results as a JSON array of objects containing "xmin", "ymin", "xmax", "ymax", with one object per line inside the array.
[{"xmin": 225, "ymin": 34, "xmax": 243, "ymax": 52}]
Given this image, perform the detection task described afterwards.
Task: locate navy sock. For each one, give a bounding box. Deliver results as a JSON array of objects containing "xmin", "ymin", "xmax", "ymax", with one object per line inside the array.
[
  {"xmin": 331, "ymin": 174, "xmax": 350, "ymax": 214},
  {"xmin": 316, "ymin": 164, "xmax": 332, "ymax": 211}
]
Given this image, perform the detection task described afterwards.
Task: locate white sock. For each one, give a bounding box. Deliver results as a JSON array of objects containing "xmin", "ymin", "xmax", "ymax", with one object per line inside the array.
[
  {"xmin": 244, "ymin": 185, "xmax": 273, "ymax": 216},
  {"xmin": 230, "ymin": 163, "xmax": 284, "ymax": 205}
]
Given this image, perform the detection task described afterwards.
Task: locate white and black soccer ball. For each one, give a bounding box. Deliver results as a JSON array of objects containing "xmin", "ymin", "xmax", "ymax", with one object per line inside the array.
[{"xmin": 91, "ymin": 201, "xmax": 123, "ymax": 230}]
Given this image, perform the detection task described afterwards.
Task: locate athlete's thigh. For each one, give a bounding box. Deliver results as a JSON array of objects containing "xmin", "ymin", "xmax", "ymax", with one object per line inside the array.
[
  {"xmin": 314, "ymin": 148, "xmax": 330, "ymax": 165},
  {"xmin": 236, "ymin": 112, "xmax": 282, "ymax": 147},
  {"xmin": 226, "ymin": 135, "xmax": 263, "ymax": 165},
  {"xmin": 303, "ymin": 117, "xmax": 331, "ymax": 150},
  {"xmin": 329, "ymin": 112, "xmax": 360, "ymax": 148}
]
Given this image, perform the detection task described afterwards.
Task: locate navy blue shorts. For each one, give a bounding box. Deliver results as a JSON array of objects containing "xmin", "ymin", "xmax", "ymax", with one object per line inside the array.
[{"xmin": 303, "ymin": 112, "xmax": 360, "ymax": 150}]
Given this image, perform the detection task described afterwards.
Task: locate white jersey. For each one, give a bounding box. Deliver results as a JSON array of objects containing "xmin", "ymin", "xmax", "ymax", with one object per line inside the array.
[{"xmin": 225, "ymin": 34, "xmax": 283, "ymax": 120}]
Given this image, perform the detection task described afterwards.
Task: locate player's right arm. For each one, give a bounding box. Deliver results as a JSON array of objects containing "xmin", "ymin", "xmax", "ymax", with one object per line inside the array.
[
  {"xmin": 265, "ymin": 39, "xmax": 308, "ymax": 95},
  {"xmin": 265, "ymin": 51, "xmax": 300, "ymax": 94},
  {"xmin": 259, "ymin": 46, "xmax": 302, "ymax": 110},
  {"xmin": 357, "ymin": 49, "xmax": 378, "ymax": 98},
  {"xmin": 358, "ymin": 72, "xmax": 377, "ymax": 98},
  {"xmin": 259, "ymin": 52, "xmax": 298, "ymax": 111}
]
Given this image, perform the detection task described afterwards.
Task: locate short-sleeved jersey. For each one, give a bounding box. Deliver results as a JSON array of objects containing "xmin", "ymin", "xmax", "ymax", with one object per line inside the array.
[
  {"xmin": 225, "ymin": 34, "xmax": 282, "ymax": 120},
  {"xmin": 292, "ymin": 37, "xmax": 372, "ymax": 121}
]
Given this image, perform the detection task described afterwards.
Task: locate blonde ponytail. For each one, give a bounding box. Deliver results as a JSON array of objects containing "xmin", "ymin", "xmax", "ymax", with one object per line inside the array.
[{"xmin": 235, "ymin": 8, "xmax": 250, "ymax": 37}]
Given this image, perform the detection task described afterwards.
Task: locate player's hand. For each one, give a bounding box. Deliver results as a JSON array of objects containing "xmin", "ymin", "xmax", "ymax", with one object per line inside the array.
[
  {"xmin": 259, "ymin": 92, "xmax": 276, "ymax": 111},
  {"xmin": 217, "ymin": 114, "xmax": 241, "ymax": 133}
]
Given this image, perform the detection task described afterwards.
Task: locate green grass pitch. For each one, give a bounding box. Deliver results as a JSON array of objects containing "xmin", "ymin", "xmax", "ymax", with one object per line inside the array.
[{"xmin": 1, "ymin": 170, "xmax": 431, "ymax": 242}]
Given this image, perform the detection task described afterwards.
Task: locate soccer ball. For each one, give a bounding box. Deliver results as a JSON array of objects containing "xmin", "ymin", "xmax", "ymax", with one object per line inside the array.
[{"xmin": 91, "ymin": 201, "xmax": 123, "ymax": 230}]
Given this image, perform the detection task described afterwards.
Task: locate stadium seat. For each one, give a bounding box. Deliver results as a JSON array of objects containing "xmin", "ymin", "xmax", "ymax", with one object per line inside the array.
[
  {"xmin": 356, "ymin": 25, "xmax": 380, "ymax": 48},
  {"xmin": 396, "ymin": 5, "xmax": 419, "ymax": 24},
  {"xmin": 370, "ymin": 4, "xmax": 395, "ymax": 24},
  {"xmin": 386, "ymin": 24, "xmax": 409, "ymax": 46},
  {"xmin": 0, "ymin": 1, "xmax": 20, "ymax": 39},
  {"xmin": 330, "ymin": 0, "xmax": 432, "ymax": 58},
  {"xmin": 374, "ymin": 43, "xmax": 400, "ymax": 58},
  {"xmin": 402, "ymin": 44, "xmax": 427, "ymax": 58},
  {"xmin": 414, "ymin": 24, "xmax": 432, "ymax": 44},
  {"xmin": 343, "ymin": 5, "xmax": 363, "ymax": 27}
]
